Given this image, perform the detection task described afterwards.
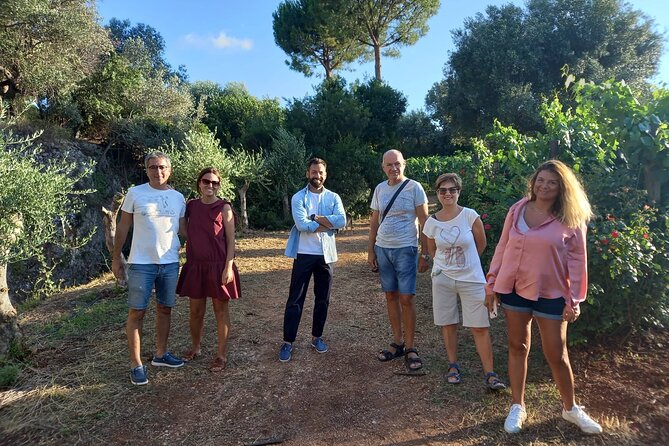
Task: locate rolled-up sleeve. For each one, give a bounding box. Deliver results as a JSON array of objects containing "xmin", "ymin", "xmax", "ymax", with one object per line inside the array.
[
  {"xmin": 292, "ymin": 192, "xmax": 319, "ymax": 232},
  {"xmin": 324, "ymin": 193, "xmax": 346, "ymax": 230}
]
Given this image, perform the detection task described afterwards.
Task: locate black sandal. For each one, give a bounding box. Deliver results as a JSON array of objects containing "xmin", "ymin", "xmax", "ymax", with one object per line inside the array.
[
  {"xmin": 377, "ymin": 342, "xmax": 404, "ymax": 361},
  {"xmin": 404, "ymin": 347, "xmax": 423, "ymax": 371}
]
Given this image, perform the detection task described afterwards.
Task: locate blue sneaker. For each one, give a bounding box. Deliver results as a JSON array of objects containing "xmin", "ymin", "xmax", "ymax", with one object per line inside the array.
[
  {"xmin": 151, "ymin": 351, "xmax": 184, "ymax": 368},
  {"xmin": 130, "ymin": 365, "xmax": 148, "ymax": 385},
  {"xmin": 311, "ymin": 337, "xmax": 328, "ymax": 353},
  {"xmin": 279, "ymin": 343, "xmax": 293, "ymax": 362}
]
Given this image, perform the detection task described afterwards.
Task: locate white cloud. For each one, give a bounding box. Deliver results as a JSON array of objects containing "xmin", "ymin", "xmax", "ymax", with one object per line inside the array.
[{"xmin": 183, "ymin": 31, "xmax": 253, "ymax": 51}]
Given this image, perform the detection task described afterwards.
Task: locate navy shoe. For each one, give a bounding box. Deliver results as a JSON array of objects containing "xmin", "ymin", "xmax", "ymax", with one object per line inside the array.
[
  {"xmin": 279, "ymin": 342, "xmax": 293, "ymax": 362},
  {"xmin": 130, "ymin": 365, "xmax": 148, "ymax": 385},
  {"xmin": 311, "ymin": 337, "xmax": 328, "ymax": 353},
  {"xmin": 485, "ymin": 371, "xmax": 507, "ymax": 390},
  {"xmin": 151, "ymin": 352, "xmax": 184, "ymax": 368}
]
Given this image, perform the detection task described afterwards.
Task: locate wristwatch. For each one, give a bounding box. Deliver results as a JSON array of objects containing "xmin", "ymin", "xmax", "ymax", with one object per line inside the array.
[
  {"xmin": 420, "ymin": 254, "xmax": 430, "ymax": 261},
  {"xmin": 310, "ymin": 214, "xmax": 316, "ymax": 221}
]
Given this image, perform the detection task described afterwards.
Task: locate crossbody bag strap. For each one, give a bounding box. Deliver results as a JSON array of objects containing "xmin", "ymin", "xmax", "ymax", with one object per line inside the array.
[{"xmin": 381, "ymin": 179, "xmax": 410, "ymax": 223}]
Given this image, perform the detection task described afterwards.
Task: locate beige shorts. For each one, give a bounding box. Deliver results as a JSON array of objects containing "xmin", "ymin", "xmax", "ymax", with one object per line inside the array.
[{"xmin": 431, "ymin": 273, "xmax": 489, "ymax": 327}]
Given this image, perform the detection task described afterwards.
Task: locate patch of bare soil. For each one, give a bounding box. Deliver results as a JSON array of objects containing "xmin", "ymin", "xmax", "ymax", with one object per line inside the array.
[{"xmin": 2, "ymin": 224, "xmax": 668, "ymax": 445}]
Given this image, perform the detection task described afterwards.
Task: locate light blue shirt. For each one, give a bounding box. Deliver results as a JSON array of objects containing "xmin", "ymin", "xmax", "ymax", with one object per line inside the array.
[{"xmin": 285, "ymin": 185, "xmax": 346, "ymax": 263}]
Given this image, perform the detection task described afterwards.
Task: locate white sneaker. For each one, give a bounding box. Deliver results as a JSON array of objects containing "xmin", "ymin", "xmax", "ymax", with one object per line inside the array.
[
  {"xmin": 504, "ymin": 403, "xmax": 527, "ymax": 433},
  {"xmin": 562, "ymin": 405, "xmax": 603, "ymax": 434}
]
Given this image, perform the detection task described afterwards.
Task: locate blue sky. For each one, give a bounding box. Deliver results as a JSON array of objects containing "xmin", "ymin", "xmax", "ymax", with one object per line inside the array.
[{"xmin": 97, "ymin": 0, "xmax": 669, "ymax": 111}]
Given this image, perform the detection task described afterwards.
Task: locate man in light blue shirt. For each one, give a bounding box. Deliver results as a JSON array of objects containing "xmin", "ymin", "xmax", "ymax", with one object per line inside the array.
[{"xmin": 279, "ymin": 158, "xmax": 346, "ymax": 362}]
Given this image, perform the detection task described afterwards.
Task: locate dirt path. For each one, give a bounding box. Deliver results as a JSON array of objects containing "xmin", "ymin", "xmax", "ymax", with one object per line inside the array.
[{"xmin": 2, "ymin": 226, "xmax": 667, "ymax": 445}]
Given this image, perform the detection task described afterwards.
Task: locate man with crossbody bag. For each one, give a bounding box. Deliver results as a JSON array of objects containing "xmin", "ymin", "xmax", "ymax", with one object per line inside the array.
[{"xmin": 368, "ymin": 149, "xmax": 429, "ymax": 372}]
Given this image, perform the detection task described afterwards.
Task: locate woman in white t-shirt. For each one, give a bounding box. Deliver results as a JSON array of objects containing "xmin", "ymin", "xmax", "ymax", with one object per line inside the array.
[{"xmin": 422, "ymin": 173, "xmax": 505, "ymax": 389}]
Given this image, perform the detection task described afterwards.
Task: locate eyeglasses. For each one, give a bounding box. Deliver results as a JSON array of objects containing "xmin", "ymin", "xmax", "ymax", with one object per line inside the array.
[
  {"xmin": 201, "ymin": 179, "xmax": 220, "ymax": 187},
  {"xmin": 437, "ymin": 187, "xmax": 460, "ymax": 195},
  {"xmin": 147, "ymin": 165, "xmax": 169, "ymax": 171}
]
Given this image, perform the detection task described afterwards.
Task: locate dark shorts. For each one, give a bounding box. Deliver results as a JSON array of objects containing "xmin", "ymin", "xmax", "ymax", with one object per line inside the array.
[{"xmin": 500, "ymin": 291, "xmax": 565, "ymax": 321}]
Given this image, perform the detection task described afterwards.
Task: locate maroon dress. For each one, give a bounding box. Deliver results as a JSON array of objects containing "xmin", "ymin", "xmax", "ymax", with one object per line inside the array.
[{"xmin": 176, "ymin": 199, "xmax": 241, "ymax": 300}]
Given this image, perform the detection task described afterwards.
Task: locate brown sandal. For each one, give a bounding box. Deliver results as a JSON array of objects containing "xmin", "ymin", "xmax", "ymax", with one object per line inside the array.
[
  {"xmin": 182, "ymin": 350, "xmax": 201, "ymax": 362},
  {"xmin": 210, "ymin": 357, "xmax": 226, "ymax": 372}
]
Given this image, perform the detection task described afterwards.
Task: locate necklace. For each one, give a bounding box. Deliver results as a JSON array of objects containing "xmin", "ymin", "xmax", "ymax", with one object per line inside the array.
[{"xmin": 529, "ymin": 202, "xmax": 551, "ymax": 215}]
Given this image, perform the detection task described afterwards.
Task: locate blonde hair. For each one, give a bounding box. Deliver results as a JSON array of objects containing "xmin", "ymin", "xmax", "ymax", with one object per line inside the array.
[{"xmin": 528, "ymin": 160, "xmax": 593, "ymax": 228}]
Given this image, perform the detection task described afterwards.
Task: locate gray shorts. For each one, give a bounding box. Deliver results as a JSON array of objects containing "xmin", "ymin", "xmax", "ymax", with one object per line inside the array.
[{"xmin": 431, "ymin": 272, "xmax": 489, "ymax": 327}]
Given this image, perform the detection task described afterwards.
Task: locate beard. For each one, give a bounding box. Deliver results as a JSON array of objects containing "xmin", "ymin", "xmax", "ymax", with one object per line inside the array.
[{"xmin": 309, "ymin": 178, "xmax": 323, "ymax": 189}]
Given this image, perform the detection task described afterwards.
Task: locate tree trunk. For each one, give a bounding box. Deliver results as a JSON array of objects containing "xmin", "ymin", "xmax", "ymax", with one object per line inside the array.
[
  {"xmin": 101, "ymin": 192, "xmax": 127, "ymax": 286},
  {"xmin": 282, "ymin": 194, "xmax": 291, "ymax": 221},
  {"xmin": 239, "ymin": 183, "xmax": 250, "ymax": 230},
  {"xmin": 0, "ymin": 263, "xmax": 20, "ymax": 357},
  {"xmin": 644, "ymin": 162, "xmax": 662, "ymax": 203},
  {"xmin": 549, "ymin": 139, "xmax": 560, "ymax": 158},
  {"xmin": 374, "ymin": 44, "xmax": 382, "ymax": 81}
]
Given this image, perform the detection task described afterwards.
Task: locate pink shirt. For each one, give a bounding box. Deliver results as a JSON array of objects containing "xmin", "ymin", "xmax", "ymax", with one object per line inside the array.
[{"xmin": 486, "ymin": 198, "xmax": 588, "ymax": 308}]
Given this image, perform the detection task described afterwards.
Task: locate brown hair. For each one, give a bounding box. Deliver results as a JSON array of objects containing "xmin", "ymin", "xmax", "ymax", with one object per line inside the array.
[
  {"xmin": 434, "ymin": 173, "xmax": 462, "ymax": 191},
  {"xmin": 196, "ymin": 167, "xmax": 221, "ymax": 195},
  {"xmin": 307, "ymin": 157, "xmax": 327, "ymax": 169}
]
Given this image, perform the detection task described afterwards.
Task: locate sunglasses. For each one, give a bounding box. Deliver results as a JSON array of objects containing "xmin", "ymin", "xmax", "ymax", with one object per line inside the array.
[
  {"xmin": 201, "ymin": 178, "xmax": 220, "ymax": 187},
  {"xmin": 437, "ymin": 187, "xmax": 460, "ymax": 195}
]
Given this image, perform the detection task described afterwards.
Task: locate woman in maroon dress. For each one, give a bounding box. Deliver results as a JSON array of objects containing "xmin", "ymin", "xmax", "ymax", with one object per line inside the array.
[{"xmin": 177, "ymin": 167, "xmax": 240, "ymax": 371}]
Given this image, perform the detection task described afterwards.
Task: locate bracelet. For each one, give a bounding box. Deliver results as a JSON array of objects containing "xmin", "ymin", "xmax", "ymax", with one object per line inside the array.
[{"xmin": 420, "ymin": 254, "xmax": 430, "ymax": 261}]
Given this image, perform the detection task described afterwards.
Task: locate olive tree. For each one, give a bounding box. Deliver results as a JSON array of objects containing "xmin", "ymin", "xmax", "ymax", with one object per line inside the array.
[
  {"xmin": 0, "ymin": 0, "xmax": 110, "ymax": 103},
  {"xmin": 0, "ymin": 109, "xmax": 94, "ymax": 356}
]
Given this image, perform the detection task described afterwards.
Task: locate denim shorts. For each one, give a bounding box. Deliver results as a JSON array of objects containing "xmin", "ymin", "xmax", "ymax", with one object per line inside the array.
[
  {"xmin": 374, "ymin": 245, "xmax": 418, "ymax": 295},
  {"xmin": 127, "ymin": 263, "xmax": 180, "ymax": 310},
  {"xmin": 500, "ymin": 290, "xmax": 565, "ymax": 321}
]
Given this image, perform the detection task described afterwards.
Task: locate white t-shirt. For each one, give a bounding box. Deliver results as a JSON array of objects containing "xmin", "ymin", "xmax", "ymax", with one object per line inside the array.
[
  {"xmin": 422, "ymin": 207, "xmax": 486, "ymax": 284},
  {"xmin": 371, "ymin": 179, "xmax": 427, "ymax": 248},
  {"xmin": 121, "ymin": 183, "xmax": 186, "ymax": 264},
  {"xmin": 297, "ymin": 191, "xmax": 324, "ymax": 255}
]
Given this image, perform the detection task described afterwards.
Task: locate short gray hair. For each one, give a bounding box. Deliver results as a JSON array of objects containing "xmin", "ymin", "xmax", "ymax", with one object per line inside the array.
[{"xmin": 144, "ymin": 151, "xmax": 171, "ymax": 169}]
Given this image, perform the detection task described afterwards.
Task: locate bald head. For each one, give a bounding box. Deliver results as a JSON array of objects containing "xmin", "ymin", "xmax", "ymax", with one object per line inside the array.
[
  {"xmin": 382, "ymin": 150, "xmax": 406, "ymax": 185},
  {"xmin": 382, "ymin": 149, "xmax": 405, "ymax": 165}
]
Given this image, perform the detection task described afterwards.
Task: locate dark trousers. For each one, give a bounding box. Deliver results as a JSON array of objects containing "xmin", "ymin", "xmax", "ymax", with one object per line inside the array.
[{"xmin": 283, "ymin": 254, "xmax": 333, "ymax": 343}]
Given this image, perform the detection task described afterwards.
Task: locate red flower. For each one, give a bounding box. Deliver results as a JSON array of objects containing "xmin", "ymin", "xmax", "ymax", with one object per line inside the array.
[
  {"xmin": 481, "ymin": 213, "xmax": 488, "ymax": 220},
  {"xmin": 611, "ymin": 230, "xmax": 620, "ymax": 238},
  {"xmin": 643, "ymin": 233, "xmax": 650, "ymax": 239},
  {"xmin": 601, "ymin": 238, "xmax": 609, "ymax": 245},
  {"xmin": 484, "ymin": 224, "xmax": 492, "ymax": 231}
]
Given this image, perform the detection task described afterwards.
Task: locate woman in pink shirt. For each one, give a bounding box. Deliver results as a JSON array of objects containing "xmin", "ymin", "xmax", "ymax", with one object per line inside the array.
[{"xmin": 485, "ymin": 160, "xmax": 603, "ymax": 435}]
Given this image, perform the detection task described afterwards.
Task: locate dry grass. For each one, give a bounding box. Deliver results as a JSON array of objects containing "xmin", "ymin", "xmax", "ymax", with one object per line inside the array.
[{"xmin": 1, "ymin": 225, "xmax": 667, "ymax": 445}]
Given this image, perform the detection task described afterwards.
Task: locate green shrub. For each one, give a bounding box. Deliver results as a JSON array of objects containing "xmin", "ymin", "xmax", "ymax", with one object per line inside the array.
[
  {"xmin": 575, "ymin": 204, "xmax": 669, "ymax": 342},
  {"xmin": 0, "ymin": 364, "xmax": 20, "ymax": 388},
  {"xmin": 248, "ymin": 205, "xmax": 292, "ymax": 230}
]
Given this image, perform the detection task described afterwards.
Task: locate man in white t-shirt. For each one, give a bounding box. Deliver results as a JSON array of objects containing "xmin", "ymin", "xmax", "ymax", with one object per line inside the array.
[
  {"xmin": 112, "ymin": 151, "xmax": 186, "ymax": 385},
  {"xmin": 368, "ymin": 149, "xmax": 429, "ymax": 371},
  {"xmin": 279, "ymin": 158, "xmax": 346, "ymax": 362}
]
